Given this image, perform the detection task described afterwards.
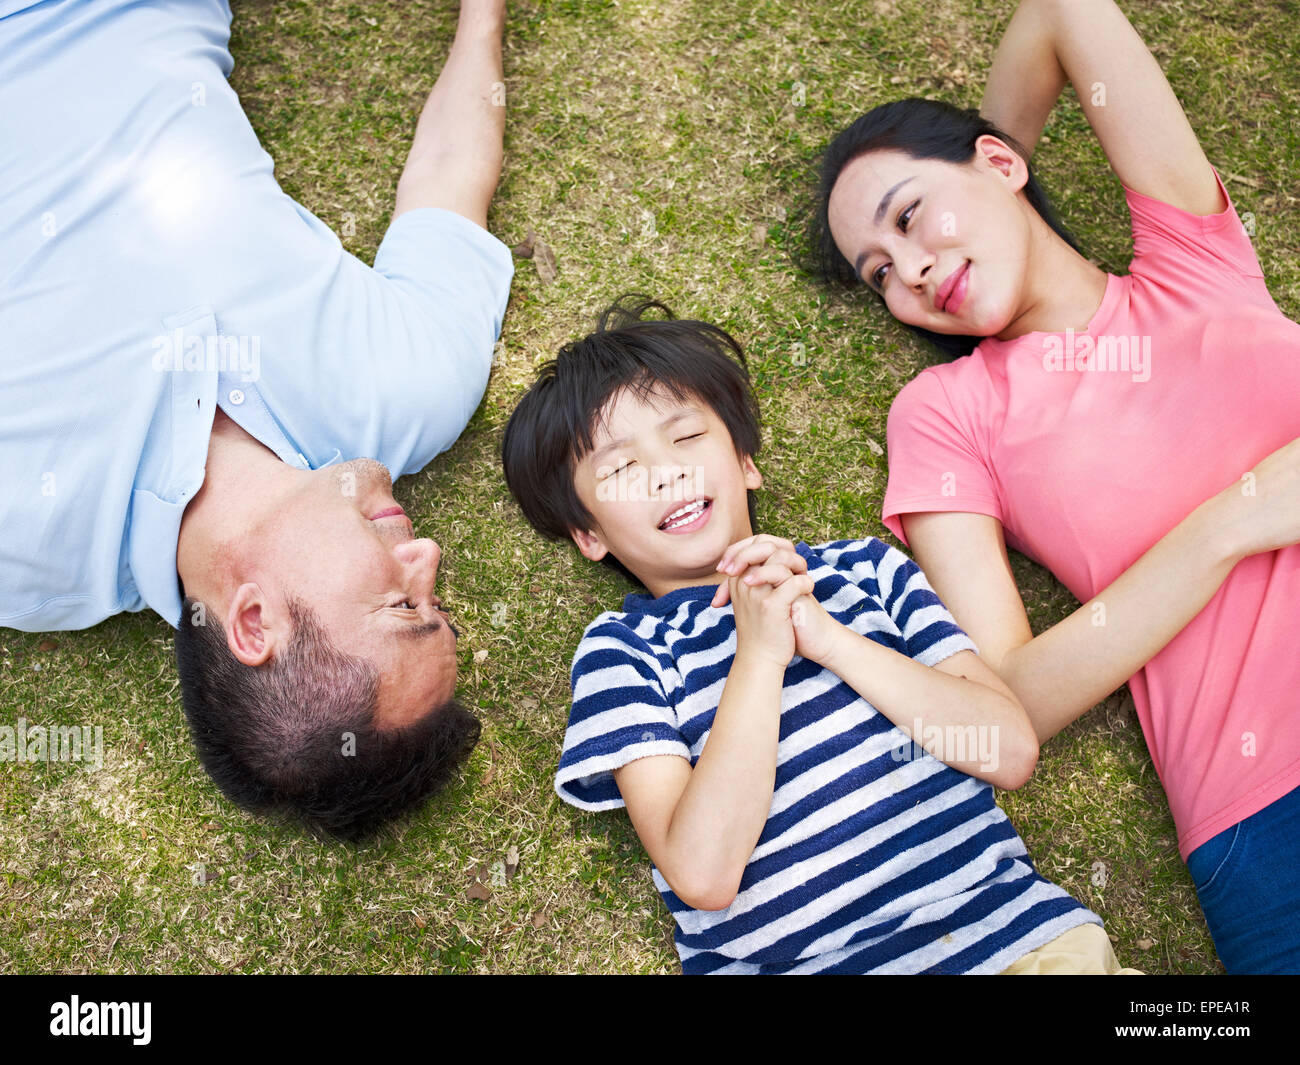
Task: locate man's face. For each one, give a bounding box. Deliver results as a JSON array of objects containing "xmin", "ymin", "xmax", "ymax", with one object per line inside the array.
[
  {"xmin": 249, "ymin": 457, "xmax": 458, "ymax": 729},
  {"xmin": 826, "ymin": 138, "xmax": 1034, "ymax": 338},
  {"xmin": 569, "ymin": 385, "xmax": 762, "ymax": 596}
]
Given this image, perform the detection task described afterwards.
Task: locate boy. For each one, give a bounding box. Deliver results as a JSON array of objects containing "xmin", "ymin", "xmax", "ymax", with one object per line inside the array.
[{"xmin": 502, "ymin": 297, "xmax": 1136, "ymax": 974}]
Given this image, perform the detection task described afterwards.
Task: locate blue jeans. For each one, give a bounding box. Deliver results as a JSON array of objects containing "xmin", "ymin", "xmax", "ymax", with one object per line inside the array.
[{"xmin": 1186, "ymin": 783, "xmax": 1300, "ymax": 974}]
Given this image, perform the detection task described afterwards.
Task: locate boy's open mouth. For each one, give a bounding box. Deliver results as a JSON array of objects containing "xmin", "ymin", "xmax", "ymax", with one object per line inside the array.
[{"xmin": 658, "ymin": 497, "xmax": 712, "ymax": 532}]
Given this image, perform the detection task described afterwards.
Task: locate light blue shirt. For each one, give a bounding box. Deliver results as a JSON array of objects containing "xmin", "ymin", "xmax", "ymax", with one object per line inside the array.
[{"xmin": 0, "ymin": 0, "xmax": 514, "ymax": 631}]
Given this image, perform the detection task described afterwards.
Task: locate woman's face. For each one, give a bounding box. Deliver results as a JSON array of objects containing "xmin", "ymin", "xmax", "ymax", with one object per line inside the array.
[{"xmin": 826, "ymin": 135, "xmax": 1035, "ymax": 337}]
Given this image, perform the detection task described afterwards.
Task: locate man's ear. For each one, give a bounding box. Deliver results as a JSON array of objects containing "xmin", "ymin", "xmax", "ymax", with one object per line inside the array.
[
  {"xmin": 570, "ymin": 526, "xmax": 609, "ymax": 563},
  {"xmin": 741, "ymin": 454, "xmax": 763, "ymax": 491},
  {"xmin": 225, "ymin": 583, "xmax": 281, "ymax": 667}
]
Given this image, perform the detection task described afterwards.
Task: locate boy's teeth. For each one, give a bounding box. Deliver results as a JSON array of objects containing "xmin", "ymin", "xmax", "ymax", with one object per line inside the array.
[{"xmin": 660, "ymin": 500, "xmax": 706, "ymax": 529}]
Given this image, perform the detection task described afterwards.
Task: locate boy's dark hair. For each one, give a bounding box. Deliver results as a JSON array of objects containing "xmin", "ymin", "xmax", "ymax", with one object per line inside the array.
[
  {"xmin": 175, "ymin": 595, "xmax": 480, "ymax": 842},
  {"xmin": 501, "ymin": 296, "xmax": 762, "ymax": 587},
  {"xmin": 811, "ymin": 97, "xmax": 1083, "ymax": 360}
]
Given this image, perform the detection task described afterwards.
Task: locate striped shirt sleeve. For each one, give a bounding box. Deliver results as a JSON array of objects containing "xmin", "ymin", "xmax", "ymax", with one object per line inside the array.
[
  {"xmin": 865, "ymin": 539, "xmax": 979, "ymax": 667},
  {"xmin": 554, "ymin": 615, "xmax": 691, "ymax": 811}
]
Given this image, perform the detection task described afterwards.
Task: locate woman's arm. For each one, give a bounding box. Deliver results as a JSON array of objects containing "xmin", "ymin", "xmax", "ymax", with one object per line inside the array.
[
  {"xmin": 982, "ymin": 0, "xmax": 1224, "ymax": 216},
  {"xmin": 901, "ymin": 435, "xmax": 1300, "ymax": 742}
]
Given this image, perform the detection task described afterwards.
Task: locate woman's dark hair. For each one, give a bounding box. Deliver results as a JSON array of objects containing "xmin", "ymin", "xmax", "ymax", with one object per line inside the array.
[
  {"xmin": 813, "ymin": 97, "xmax": 1083, "ymax": 360},
  {"xmin": 501, "ymin": 295, "xmax": 762, "ymax": 588}
]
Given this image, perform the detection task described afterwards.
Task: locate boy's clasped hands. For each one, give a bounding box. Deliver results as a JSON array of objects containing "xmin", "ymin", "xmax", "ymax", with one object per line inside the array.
[{"xmin": 711, "ymin": 534, "xmax": 840, "ymax": 667}]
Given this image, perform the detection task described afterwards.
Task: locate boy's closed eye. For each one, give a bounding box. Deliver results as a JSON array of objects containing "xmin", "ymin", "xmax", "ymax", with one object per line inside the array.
[{"xmin": 597, "ymin": 430, "xmax": 707, "ymax": 479}]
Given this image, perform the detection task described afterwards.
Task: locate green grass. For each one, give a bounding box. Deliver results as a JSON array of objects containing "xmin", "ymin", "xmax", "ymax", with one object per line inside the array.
[{"xmin": 4, "ymin": 0, "xmax": 1299, "ymax": 974}]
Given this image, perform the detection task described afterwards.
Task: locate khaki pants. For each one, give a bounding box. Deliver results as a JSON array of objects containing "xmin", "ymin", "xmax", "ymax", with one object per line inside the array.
[{"xmin": 1000, "ymin": 922, "xmax": 1144, "ymax": 975}]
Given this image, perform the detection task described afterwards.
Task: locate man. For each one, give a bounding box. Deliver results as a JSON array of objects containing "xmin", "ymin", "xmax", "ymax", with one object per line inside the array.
[{"xmin": 0, "ymin": 0, "xmax": 513, "ymax": 839}]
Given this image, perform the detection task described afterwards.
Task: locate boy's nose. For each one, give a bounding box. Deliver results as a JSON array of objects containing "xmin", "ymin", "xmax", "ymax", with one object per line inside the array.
[{"xmin": 654, "ymin": 465, "xmax": 693, "ymax": 495}]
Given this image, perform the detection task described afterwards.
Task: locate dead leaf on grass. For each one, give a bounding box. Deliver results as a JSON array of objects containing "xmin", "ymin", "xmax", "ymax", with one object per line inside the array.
[
  {"xmin": 511, "ymin": 230, "xmax": 536, "ymax": 258},
  {"xmin": 534, "ymin": 240, "xmax": 558, "ymax": 285}
]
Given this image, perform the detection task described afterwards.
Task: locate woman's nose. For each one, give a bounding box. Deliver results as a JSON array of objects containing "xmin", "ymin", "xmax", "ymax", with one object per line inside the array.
[{"xmin": 897, "ymin": 248, "xmax": 932, "ymax": 290}]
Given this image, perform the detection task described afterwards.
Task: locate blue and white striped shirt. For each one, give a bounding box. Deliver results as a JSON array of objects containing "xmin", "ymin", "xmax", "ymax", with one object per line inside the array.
[{"xmin": 557, "ymin": 538, "xmax": 1100, "ymax": 974}]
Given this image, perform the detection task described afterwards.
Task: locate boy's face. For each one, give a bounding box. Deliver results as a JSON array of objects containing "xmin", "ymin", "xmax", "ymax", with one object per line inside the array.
[{"xmin": 570, "ymin": 385, "xmax": 762, "ymax": 598}]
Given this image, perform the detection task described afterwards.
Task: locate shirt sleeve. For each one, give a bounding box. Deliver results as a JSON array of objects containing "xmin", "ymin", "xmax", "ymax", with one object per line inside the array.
[
  {"xmin": 865, "ymin": 538, "xmax": 979, "ymax": 666},
  {"xmin": 881, "ymin": 368, "xmax": 1003, "ymax": 547},
  {"xmin": 365, "ymin": 206, "xmax": 516, "ymax": 475},
  {"xmin": 555, "ymin": 616, "xmax": 692, "ymax": 811},
  {"xmin": 1124, "ymin": 165, "xmax": 1266, "ymax": 291},
  {"xmin": 217, "ymin": 200, "xmax": 515, "ymax": 482}
]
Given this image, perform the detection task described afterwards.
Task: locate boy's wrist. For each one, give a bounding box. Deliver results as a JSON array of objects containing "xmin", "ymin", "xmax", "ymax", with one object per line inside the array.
[
  {"xmin": 820, "ymin": 619, "xmax": 873, "ymax": 675},
  {"xmin": 730, "ymin": 644, "xmax": 791, "ymax": 679}
]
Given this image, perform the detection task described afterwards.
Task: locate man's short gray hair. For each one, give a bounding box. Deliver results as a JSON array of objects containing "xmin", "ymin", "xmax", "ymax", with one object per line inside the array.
[{"xmin": 175, "ymin": 596, "xmax": 479, "ymax": 840}]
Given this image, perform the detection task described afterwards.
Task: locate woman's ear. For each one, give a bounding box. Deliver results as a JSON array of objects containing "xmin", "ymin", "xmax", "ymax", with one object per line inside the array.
[
  {"xmin": 742, "ymin": 455, "xmax": 763, "ymax": 491},
  {"xmin": 974, "ymin": 133, "xmax": 1028, "ymax": 191},
  {"xmin": 570, "ymin": 526, "xmax": 609, "ymax": 562}
]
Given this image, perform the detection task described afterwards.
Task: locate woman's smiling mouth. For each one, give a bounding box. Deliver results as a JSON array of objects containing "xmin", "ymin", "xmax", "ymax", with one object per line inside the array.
[{"xmin": 936, "ymin": 260, "xmax": 970, "ymax": 313}]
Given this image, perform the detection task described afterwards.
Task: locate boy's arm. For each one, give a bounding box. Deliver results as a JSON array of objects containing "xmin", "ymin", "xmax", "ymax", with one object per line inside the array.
[
  {"xmin": 614, "ymin": 650, "xmax": 785, "ymax": 913},
  {"xmin": 742, "ymin": 539, "xmax": 1037, "ymax": 790},
  {"xmin": 810, "ymin": 610, "xmax": 1039, "ymax": 790},
  {"xmin": 615, "ymin": 555, "xmax": 813, "ymax": 912}
]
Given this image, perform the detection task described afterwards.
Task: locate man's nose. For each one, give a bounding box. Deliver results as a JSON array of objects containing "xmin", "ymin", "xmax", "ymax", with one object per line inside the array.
[{"xmin": 395, "ymin": 537, "xmax": 441, "ymax": 583}]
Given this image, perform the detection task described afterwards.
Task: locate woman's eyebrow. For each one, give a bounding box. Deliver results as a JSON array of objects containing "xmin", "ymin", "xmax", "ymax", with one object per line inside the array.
[{"xmin": 875, "ymin": 176, "xmax": 916, "ymax": 225}]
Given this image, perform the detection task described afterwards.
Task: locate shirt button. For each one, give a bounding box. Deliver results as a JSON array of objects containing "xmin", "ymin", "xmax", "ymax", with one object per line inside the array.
[{"xmin": 228, "ymin": 389, "xmax": 245, "ymax": 405}]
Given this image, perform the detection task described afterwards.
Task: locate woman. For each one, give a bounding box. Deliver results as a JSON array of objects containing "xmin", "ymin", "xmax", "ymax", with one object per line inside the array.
[{"xmin": 814, "ymin": 0, "xmax": 1300, "ymax": 973}]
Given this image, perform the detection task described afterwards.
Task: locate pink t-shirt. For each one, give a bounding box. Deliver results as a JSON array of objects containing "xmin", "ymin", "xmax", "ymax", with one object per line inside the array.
[{"xmin": 881, "ymin": 167, "xmax": 1300, "ymax": 859}]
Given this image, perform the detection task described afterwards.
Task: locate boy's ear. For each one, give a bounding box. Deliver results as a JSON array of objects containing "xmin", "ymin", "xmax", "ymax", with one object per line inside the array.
[
  {"xmin": 570, "ymin": 526, "xmax": 609, "ymax": 562},
  {"xmin": 741, "ymin": 454, "xmax": 762, "ymax": 491}
]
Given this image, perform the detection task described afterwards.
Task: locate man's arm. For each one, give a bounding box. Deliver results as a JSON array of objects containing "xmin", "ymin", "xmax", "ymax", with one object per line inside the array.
[{"xmin": 394, "ymin": 0, "xmax": 506, "ymax": 228}]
